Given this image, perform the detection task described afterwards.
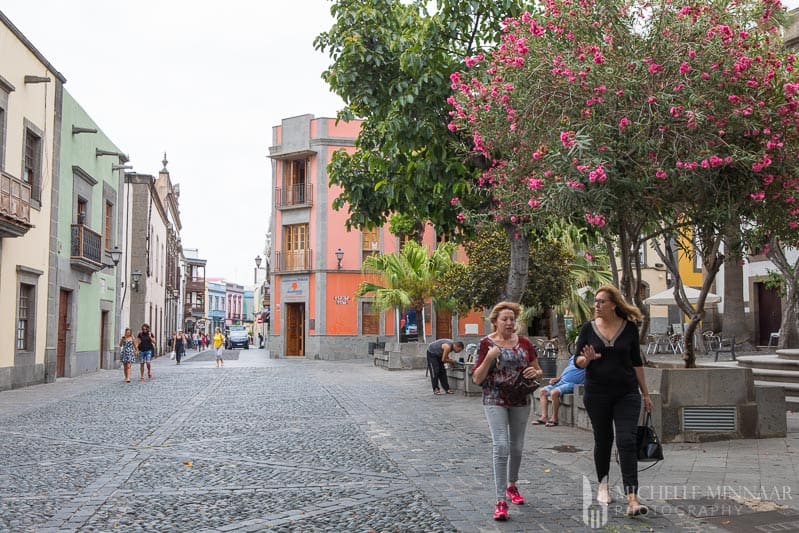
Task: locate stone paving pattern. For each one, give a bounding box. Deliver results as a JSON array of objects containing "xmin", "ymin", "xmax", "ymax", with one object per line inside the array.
[{"xmin": 0, "ymin": 348, "xmax": 797, "ymax": 532}]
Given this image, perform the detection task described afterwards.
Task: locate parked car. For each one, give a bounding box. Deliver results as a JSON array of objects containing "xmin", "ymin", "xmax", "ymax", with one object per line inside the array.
[{"xmin": 226, "ymin": 325, "xmax": 249, "ymax": 349}]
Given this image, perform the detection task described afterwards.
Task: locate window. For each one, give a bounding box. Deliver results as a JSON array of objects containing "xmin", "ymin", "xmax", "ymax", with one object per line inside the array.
[
  {"xmin": 104, "ymin": 201, "xmax": 113, "ymax": 250},
  {"xmin": 77, "ymin": 198, "xmax": 87, "ymax": 224},
  {"xmin": 362, "ymin": 301, "xmax": 379, "ymax": 335},
  {"xmin": 0, "ymin": 107, "xmax": 5, "ymax": 169},
  {"xmin": 23, "ymin": 127, "xmax": 42, "ymax": 202},
  {"xmin": 285, "ymin": 159, "xmax": 307, "ymax": 205},
  {"xmin": 16, "ymin": 283, "xmax": 34, "ymax": 350},
  {"xmin": 0, "ymin": 80, "xmax": 10, "ymax": 170},
  {"xmin": 362, "ymin": 227, "xmax": 379, "ymax": 261},
  {"xmin": 284, "ymin": 224, "xmax": 309, "ymax": 270}
]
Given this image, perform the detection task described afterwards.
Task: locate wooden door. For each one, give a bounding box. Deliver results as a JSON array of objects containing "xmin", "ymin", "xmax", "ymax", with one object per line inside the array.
[
  {"xmin": 286, "ymin": 303, "xmax": 305, "ymax": 356},
  {"xmin": 435, "ymin": 310, "xmax": 452, "ymax": 339},
  {"xmin": 100, "ymin": 310, "xmax": 108, "ymax": 369},
  {"xmin": 757, "ymin": 283, "xmax": 781, "ymax": 345},
  {"xmin": 57, "ymin": 290, "xmax": 69, "ymax": 377}
]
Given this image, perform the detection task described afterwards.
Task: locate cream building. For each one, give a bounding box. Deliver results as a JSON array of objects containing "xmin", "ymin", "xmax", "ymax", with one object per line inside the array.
[{"xmin": 0, "ymin": 11, "xmax": 65, "ymax": 389}]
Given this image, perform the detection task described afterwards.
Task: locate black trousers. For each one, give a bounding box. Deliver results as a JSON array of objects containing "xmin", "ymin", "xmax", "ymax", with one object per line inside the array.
[
  {"xmin": 583, "ymin": 389, "xmax": 641, "ymax": 495},
  {"xmin": 427, "ymin": 352, "xmax": 450, "ymax": 392}
]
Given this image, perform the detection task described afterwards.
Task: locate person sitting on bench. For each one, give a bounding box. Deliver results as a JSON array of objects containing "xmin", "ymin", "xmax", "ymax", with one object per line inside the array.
[{"xmin": 533, "ymin": 353, "xmax": 585, "ymax": 427}]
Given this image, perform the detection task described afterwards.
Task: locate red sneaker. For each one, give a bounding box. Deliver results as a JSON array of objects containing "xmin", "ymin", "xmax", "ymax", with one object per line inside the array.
[
  {"xmin": 506, "ymin": 485, "xmax": 525, "ymax": 505},
  {"xmin": 493, "ymin": 500, "xmax": 509, "ymax": 521}
]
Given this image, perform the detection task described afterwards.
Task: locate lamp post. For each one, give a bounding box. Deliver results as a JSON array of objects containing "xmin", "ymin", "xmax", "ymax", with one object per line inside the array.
[
  {"xmin": 335, "ymin": 248, "xmax": 344, "ymax": 270},
  {"xmin": 131, "ymin": 270, "xmax": 142, "ymax": 292}
]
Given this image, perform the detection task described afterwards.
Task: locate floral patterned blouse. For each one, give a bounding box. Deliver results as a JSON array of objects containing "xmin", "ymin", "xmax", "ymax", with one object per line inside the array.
[{"xmin": 471, "ymin": 335, "xmax": 538, "ymax": 407}]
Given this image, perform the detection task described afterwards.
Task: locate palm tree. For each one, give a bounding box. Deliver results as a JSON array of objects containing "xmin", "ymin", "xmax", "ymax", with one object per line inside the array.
[{"xmin": 356, "ymin": 241, "xmax": 457, "ymax": 343}]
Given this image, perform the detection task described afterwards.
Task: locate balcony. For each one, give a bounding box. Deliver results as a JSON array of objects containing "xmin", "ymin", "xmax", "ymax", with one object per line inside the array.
[
  {"xmin": 275, "ymin": 249, "xmax": 313, "ymax": 272},
  {"xmin": 184, "ymin": 302, "xmax": 205, "ymax": 318},
  {"xmin": 275, "ymin": 183, "xmax": 313, "ymax": 209},
  {"xmin": 70, "ymin": 224, "xmax": 103, "ymax": 273},
  {"xmin": 0, "ymin": 171, "xmax": 33, "ymax": 238}
]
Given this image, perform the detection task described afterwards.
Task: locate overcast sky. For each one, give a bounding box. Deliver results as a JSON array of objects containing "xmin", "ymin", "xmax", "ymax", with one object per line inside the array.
[{"xmin": 1, "ymin": 0, "xmax": 344, "ymax": 284}]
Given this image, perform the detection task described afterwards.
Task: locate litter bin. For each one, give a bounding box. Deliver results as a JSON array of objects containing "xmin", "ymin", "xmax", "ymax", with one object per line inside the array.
[{"xmin": 539, "ymin": 343, "xmax": 558, "ymax": 379}]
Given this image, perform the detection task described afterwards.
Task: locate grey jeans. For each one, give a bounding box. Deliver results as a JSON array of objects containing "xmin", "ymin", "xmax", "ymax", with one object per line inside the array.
[{"xmin": 483, "ymin": 404, "xmax": 532, "ymax": 500}]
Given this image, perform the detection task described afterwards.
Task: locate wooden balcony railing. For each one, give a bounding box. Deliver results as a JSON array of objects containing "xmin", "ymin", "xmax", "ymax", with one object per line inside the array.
[
  {"xmin": 275, "ymin": 249, "xmax": 313, "ymax": 272},
  {"xmin": 0, "ymin": 171, "xmax": 33, "ymax": 238},
  {"xmin": 184, "ymin": 302, "xmax": 205, "ymax": 317},
  {"xmin": 274, "ymin": 183, "xmax": 313, "ymax": 208},
  {"xmin": 70, "ymin": 224, "xmax": 103, "ymax": 272}
]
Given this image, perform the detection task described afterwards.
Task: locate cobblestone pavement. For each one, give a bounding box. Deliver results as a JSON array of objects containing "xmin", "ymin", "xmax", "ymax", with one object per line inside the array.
[{"xmin": 1, "ymin": 348, "xmax": 797, "ymax": 532}]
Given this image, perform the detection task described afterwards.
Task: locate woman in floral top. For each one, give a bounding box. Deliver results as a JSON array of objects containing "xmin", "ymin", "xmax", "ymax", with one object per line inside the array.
[
  {"xmin": 471, "ymin": 301, "xmax": 543, "ymax": 521},
  {"xmin": 119, "ymin": 328, "xmax": 137, "ymax": 383}
]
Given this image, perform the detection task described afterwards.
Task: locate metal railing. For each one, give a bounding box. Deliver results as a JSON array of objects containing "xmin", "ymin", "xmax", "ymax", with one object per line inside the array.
[
  {"xmin": 274, "ymin": 183, "xmax": 313, "ymax": 208},
  {"xmin": 70, "ymin": 224, "xmax": 103, "ymax": 265}
]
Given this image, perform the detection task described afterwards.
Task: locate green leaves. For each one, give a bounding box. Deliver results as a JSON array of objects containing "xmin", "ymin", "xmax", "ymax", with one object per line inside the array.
[{"xmin": 317, "ymin": 0, "xmax": 530, "ymax": 238}]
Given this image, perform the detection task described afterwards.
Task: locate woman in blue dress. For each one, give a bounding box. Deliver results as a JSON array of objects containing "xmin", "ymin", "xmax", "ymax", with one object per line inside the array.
[{"xmin": 119, "ymin": 328, "xmax": 137, "ymax": 383}]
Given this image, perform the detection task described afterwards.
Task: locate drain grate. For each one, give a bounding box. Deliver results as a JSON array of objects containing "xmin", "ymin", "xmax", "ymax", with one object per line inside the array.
[{"xmin": 682, "ymin": 406, "xmax": 737, "ymax": 432}]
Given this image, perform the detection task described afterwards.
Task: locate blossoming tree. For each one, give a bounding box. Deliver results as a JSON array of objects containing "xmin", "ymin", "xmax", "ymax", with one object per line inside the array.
[{"xmin": 449, "ymin": 0, "xmax": 799, "ymax": 366}]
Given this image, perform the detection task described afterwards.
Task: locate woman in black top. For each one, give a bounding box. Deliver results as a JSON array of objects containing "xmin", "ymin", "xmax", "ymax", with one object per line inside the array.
[{"xmin": 574, "ymin": 285, "xmax": 652, "ymax": 517}]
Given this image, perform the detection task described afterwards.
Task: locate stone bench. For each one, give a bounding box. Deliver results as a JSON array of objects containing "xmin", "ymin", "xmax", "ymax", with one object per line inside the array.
[{"xmin": 532, "ymin": 387, "xmax": 576, "ymax": 425}]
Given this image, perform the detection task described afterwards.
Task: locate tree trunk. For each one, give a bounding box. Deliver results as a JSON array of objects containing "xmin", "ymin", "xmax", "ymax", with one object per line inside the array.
[
  {"xmin": 503, "ymin": 225, "xmax": 529, "ymax": 303},
  {"xmin": 722, "ymin": 225, "xmax": 750, "ymax": 347},
  {"xmin": 766, "ymin": 238, "xmax": 799, "ymax": 349}
]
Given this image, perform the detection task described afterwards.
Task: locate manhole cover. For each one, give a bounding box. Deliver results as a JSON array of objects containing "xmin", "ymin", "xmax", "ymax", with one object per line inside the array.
[
  {"xmin": 549, "ymin": 444, "xmax": 581, "ymax": 453},
  {"xmin": 705, "ymin": 508, "xmax": 799, "ymax": 532}
]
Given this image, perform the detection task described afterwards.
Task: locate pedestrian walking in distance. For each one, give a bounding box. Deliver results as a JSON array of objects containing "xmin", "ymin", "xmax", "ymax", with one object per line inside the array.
[
  {"xmin": 173, "ymin": 330, "xmax": 187, "ymax": 364},
  {"xmin": 426, "ymin": 338, "xmax": 464, "ymax": 395},
  {"xmin": 119, "ymin": 328, "xmax": 137, "ymax": 383},
  {"xmin": 471, "ymin": 301, "xmax": 543, "ymax": 521},
  {"xmin": 213, "ymin": 327, "xmax": 225, "ymax": 367},
  {"xmin": 135, "ymin": 323, "xmax": 156, "ymax": 381}
]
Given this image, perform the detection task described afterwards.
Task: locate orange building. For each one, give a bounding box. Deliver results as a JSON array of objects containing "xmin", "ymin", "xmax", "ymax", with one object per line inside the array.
[{"xmin": 267, "ymin": 114, "xmax": 486, "ymax": 359}]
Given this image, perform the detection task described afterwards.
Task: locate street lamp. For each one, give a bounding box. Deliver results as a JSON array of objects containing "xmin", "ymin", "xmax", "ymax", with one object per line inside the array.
[
  {"xmin": 132, "ymin": 270, "xmax": 142, "ymax": 292},
  {"xmin": 254, "ymin": 255, "xmax": 262, "ymax": 284},
  {"xmin": 102, "ymin": 245, "xmax": 122, "ymax": 270},
  {"xmin": 335, "ymin": 248, "xmax": 344, "ymax": 270}
]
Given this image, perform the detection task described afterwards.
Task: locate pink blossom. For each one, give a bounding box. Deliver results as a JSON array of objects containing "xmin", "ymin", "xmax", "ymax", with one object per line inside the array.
[
  {"xmin": 528, "ymin": 198, "xmax": 541, "ymax": 207},
  {"xmin": 593, "ymin": 52, "xmax": 605, "ymax": 64},
  {"xmin": 585, "ymin": 212, "xmax": 607, "ymax": 227},
  {"xmin": 560, "ymin": 130, "xmax": 576, "ymax": 149},
  {"xmin": 527, "ymin": 178, "xmax": 544, "ymax": 189},
  {"xmin": 656, "ymin": 169, "xmax": 667, "ymax": 179},
  {"xmin": 450, "ymin": 197, "xmax": 460, "ymax": 205},
  {"xmin": 679, "ymin": 62, "xmax": 692, "ymax": 75},
  {"xmin": 588, "ymin": 165, "xmax": 608, "ymax": 183},
  {"xmin": 619, "ymin": 117, "xmax": 631, "ymax": 131},
  {"xmin": 447, "ymin": 122, "xmax": 458, "ymax": 132},
  {"xmin": 567, "ymin": 180, "xmax": 585, "ymax": 189},
  {"xmin": 750, "ymin": 191, "xmax": 766, "ymax": 201}
]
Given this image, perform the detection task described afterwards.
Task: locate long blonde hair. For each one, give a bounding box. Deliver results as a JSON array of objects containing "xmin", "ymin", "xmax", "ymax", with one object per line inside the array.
[{"xmin": 596, "ymin": 285, "xmax": 642, "ymax": 321}]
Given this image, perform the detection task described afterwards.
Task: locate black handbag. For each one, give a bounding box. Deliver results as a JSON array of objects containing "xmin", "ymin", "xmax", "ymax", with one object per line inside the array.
[{"xmin": 636, "ymin": 412, "xmax": 664, "ymax": 462}]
